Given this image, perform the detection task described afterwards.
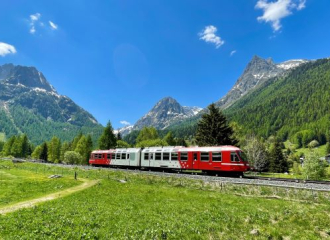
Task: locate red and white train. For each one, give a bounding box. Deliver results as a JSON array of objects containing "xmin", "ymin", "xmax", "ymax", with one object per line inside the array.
[{"xmin": 89, "ymin": 146, "xmax": 250, "ymax": 175}]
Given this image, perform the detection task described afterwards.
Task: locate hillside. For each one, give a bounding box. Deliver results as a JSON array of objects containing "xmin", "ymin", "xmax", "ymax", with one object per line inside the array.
[
  {"xmin": 0, "ymin": 64, "xmax": 103, "ymax": 144},
  {"xmin": 227, "ymin": 58, "xmax": 330, "ymax": 145},
  {"xmin": 162, "ymin": 57, "xmax": 330, "ymax": 144}
]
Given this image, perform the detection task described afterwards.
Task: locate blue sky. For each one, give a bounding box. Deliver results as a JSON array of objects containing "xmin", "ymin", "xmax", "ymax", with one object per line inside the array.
[{"xmin": 1, "ymin": 0, "xmax": 330, "ymax": 129}]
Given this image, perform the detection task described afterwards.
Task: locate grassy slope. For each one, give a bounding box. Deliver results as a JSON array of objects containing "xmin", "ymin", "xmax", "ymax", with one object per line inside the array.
[
  {"xmin": 227, "ymin": 58, "xmax": 330, "ymax": 140},
  {"xmin": 0, "ymin": 160, "xmax": 81, "ymax": 207},
  {"xmin": 0, "ymin": 162, "xmax": 330, "ymax": 239}
]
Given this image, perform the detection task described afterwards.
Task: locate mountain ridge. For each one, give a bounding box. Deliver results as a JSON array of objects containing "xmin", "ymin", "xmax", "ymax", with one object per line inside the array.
[{"xmin": 0, "ymin": 63, "xmax": 103, "ymax": 144}]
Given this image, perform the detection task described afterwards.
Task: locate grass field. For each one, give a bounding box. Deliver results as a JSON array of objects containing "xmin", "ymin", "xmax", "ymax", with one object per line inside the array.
[
  {"xmin": 0, "ymin": 160, "xmax": 81, "ymax": 207},
  {"xmin": 1, "ymin": 160, "xmax": 330, "ymax": 239},
  {"xmin": 284, "ymin": 140, "xmax": 328, "ymax": 157}
]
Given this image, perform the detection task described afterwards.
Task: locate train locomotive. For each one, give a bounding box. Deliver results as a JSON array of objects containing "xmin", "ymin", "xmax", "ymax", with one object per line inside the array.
[{"xmin": 89, "ymin": 146, "xmax": 250, "ymax": 176}]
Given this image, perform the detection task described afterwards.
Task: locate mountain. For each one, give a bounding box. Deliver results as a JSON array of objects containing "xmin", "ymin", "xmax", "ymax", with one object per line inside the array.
[
  {"xmin": 0, "ymin": 64, "xmax": 103, "ymax": 144},
  {"xmin": 215, "ymin": 56, "xmax": 309, "ymax": 109},
  {"xmin": 132, "ymin": 97, "xmax": 202, "ymax": 132},
  {"xmin": 226, "ymin": 58, "xmax": 330, "ymax": 145},
  {"xmin": 114, "ymin": 124, "xmax": 134, "ymax": 137},
  {"xmin": 161, "ymin": 56, "xmax": 325, "ymax": 141}
]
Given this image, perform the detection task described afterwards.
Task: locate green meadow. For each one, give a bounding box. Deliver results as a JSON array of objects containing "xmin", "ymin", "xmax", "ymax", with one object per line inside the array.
[{"xmin": 1, "ymin": 160, "xmax": 330, "ymax": 239}]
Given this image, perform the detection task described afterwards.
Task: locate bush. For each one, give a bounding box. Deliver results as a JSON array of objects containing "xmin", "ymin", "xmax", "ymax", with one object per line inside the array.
[
  {"xmin": 308, "ymin": 140, "xmax": 319, "ymax": 148},
  {"xmin": 63, "ymin": 151, "xmax": 83, "ymax": 165},
  {"xmin": 302, "ymin": 151, "xmax": 326, "ymax": 180},
  {"xmin": 136, "ymin": 139, "xmax": 169, "ymax": 148},
  {"xmin": 116, "ymin": 140, "xmax": 130, "ymax": 148}
]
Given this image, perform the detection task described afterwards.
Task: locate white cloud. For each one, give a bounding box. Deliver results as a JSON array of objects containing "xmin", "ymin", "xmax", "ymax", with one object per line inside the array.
[
  {"xmin": 29, "ymin": 13, "xmax": 41, "ymax": 34},
  {"xmin": 30, "ymin": 26, "xmax": 36, "ymax": 34},
  {"xmin": 255, "ymin": 0, "xmax": 306, "ymax": 32},
  {"xmin": 0, "ymin": 42, "xmax": 17, "ymax": 57},
  {"xmin": 30, "ymin": 13, "xmax": 41, "ymax": 22},
  {"xmin": 120, "ymin": 120, "xmax": 131, "ymax": 125},
  {"xmin": 199, "ymin": 25, "xmax": 225, "ymax": 49},
  {"xmin": 230, "ymin": 50, "xmax": 237, "ymax": 56},
  {"xmin": 297, "ymin": 0, "xmax": 306, "ymax": 10},
  {"xmin": 49, "ymin": 21, "xmax": 58, "ymax": 30}
]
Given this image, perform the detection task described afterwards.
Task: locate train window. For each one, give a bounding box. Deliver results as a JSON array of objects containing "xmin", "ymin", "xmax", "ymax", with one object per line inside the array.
[
  {"xmin": 231, "ymin": 152, "xmax": 240, "ymax": 162},
  {"xmin": 107, "ymin": 154, "xmax": 111, "ymax": 159},
  {"xmin": 155, "ymin": 152, "xmax": 162, "ymax": 160},
  {"xmin": 121, "ymin": 153, "xmax": 126, "ymax": 159},
  {"xmin": 116, "ymin": 153, "xmax": 120, "ymax": 159},
  {"xmin": 111, "ymin": 153, "xmax": 115, "ymax": 159},
  {"xmin": 212, "ymin": 152, "xmax": 222, "ymax": 162},
  {"xmin": 238, "ymin": 151, "xmax": 248, "ymax": 162},
  {"xmin": 171, "ymin": 152, "xmax": 178, "ymax": 161},
  {"xmin": 163, "ymin": 152, "xmax": 169, "ymax": 161},
  {"xmin": 149, "ymin": 153, "xmax": 154, "ymax": 160},
  {"xmin": 127, "ymin": 154, "xmax": 130, "ymax": 159},
  {"xmin": 143, "ymin": 153, "xmax": 148, "ymax": 160},
  {"xmin": 180, "ymin": 152, "xmax": 188, "ymax": 161},
  {"xmin": 201, "ymin": 152, "xmax": 209, "ymax": 161}
]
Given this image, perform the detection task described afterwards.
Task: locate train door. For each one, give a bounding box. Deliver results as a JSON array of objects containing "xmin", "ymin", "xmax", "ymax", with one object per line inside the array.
[{"xmin": 192, "ymin": 152, "xmax": 200, "ymax": 170}]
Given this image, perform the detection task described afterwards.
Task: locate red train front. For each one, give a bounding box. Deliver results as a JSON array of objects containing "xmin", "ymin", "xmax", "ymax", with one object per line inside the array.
[{"xmin": 89, "ymin": 146, "xmax": 250, "ymax": 176}]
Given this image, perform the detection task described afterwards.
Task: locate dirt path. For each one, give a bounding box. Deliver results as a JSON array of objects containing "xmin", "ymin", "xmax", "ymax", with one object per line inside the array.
[{"xmin": 0, "ymin": 178, "xmax": 99, "ymax": 215}]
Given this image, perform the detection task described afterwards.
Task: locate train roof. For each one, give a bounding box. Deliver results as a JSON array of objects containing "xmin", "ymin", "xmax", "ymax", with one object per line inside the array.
[
  {"xmin": 92, "ymin": 146, "xmax": 240, "ymax": 154},
  {"xmin": 91, "ymin": 148, "xmax": 142, "ymax": 153},
  {"xmin": 178, "ymin": 146, "xmax": 240, "ymax": 152}
]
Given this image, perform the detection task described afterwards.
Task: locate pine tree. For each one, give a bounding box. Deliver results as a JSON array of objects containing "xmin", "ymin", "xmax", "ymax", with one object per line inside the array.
[
  {"xmin": 21, "ymin": 134, "xmax": 29, "ymax": 158},
  {"xmin": 117, "ymin": 132, "xmax": 122, "ymax": 141},
  {"xmin": 71, "ymin": 132, "xmax": 83, "ymax": 151},
  {"xmin": 86, "ymin": 135, "xmax": 93, "ymax": 164},
  {"xmin": 269, "ymin": 139, "xmax": 288, "ymax": 173},
  {"xmin": 40, "ymin": 142, "xmax": 48, "ymax": 161},
  {"xmin": 98, "ymin": 121, "xmax": 117, "ymax": 150},
  {"xmin": 195, "ymin": 103, "xmax": 237, "ymax": 146}
]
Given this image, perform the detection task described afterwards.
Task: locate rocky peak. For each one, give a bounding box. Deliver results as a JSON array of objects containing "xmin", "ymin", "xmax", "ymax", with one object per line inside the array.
[
  {"xmin": 216, "ymin": 55, "xmax": 309, "ymax": 109},
  {"xmin": 0, "ymin": 63, "xmax": 15, "ymax": 81},
  {"xmin": 132, "ymin": 97, "xmax": 201, "ymax": 132},
  {"xmin": 150, "ymin": 97, "xmax": 185, "ymax": 115},
  {"xmin": 0, "ymin": 64, "xmax": 56, "ymax": 92}
]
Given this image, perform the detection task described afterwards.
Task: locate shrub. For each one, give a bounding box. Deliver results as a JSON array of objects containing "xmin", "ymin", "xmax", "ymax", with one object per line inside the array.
[
  {"xmin": 302, "ymin": 151, "xmax": 326, "ymax": 180},
  {"xmin": 308, "ymin": 140, "xmax": 319, "ymax": 148},
  {"xmin": 63, "ymin": 151, "xmax": 83, "ymax": 165}
]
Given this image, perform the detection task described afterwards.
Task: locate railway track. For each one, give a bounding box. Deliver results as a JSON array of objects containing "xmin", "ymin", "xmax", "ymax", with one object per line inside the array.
[
  {"xmin": 244, "ymin": 176, "xmax": 330, "ymax": 185},
  {"xmin": 3, "ymin": 158, "xmax": 330, "ymax": 192}
]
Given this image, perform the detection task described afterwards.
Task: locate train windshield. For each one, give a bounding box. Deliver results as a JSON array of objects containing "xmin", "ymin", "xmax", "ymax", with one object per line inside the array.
[{"xmin": 238, "ymin": 151, "xmax": 248, "ymax": 162}]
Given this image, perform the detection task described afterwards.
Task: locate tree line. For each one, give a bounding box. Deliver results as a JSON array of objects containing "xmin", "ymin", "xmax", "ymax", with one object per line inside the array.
[{"xmin": 1, "ymin": 103, "xmax": 328, "ymax": 179}]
